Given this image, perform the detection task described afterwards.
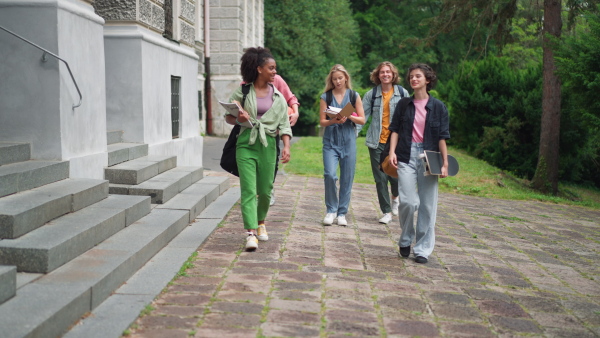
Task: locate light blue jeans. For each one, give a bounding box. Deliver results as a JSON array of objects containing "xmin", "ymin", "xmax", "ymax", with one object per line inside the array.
[
  {"xmin": 397, "ymin": 143, "xmax": 439, "ymax": 258},
  {"xmin": 323, "ymin": 122, "xmax": 357, "ymax": 216}
]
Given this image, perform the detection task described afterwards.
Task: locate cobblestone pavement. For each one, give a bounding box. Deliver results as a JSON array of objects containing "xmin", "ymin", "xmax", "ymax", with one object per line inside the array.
[{"xmin": 129, "ymin": 173, "xmax": 600, "ymax": 337}]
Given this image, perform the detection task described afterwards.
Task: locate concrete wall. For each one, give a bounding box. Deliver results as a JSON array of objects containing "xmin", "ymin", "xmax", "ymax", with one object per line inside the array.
[
  {"xmin": 0, "ymin": 0, "xmax": 108, "ymax": 179},
  {"xmin": 209, "ymin": 0, "xmax": 263, "ymax": 136},
  {"xmin": 104, "ymin": 27, "xmax": 145, "ymax": 142},
  {"xmin": 103, "ymin": 24, "xmax": 202, "ymax": 166}
]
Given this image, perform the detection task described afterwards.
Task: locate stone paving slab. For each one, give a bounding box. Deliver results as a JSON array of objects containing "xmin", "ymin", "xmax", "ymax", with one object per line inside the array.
[{"xmin": 129, "ymin": 174, "xmax": 600, "ymax": 337}]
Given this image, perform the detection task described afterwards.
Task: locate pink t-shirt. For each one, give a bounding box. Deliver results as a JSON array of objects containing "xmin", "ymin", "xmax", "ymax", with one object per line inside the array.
[
  {"xmin": 273, "ymin": 75, "xmax": 299, "ymax": 107},
  {"xmin": 412, "ymin": 99, "xmax": 428, "ymax": 143}
]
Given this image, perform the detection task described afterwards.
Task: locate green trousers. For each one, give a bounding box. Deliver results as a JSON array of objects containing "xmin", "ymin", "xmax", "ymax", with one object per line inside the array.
[
  {"xmin": 369, "ymin": 142, "xmax": 399, "ymax": 214},
  {"xmin": 236, "ymin": 129, "xmax": 276, "ymax": 229}
]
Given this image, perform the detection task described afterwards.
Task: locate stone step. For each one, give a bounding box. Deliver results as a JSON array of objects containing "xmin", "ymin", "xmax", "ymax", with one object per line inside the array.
[
  {"xmin": 107, "ymin": 142, "xmax": 148, "ymax": 167},
  {"xmin": 63, "ymin": 187, "xmax": 240, "ymax": 338},
  {"xmin": 0, "ymin": 208, "xmax": 189, "ymax": 338},
  {"xmin": 110, "ymin": 166, "xmax": 204, "ymax": 204},
  {"xmin": 0, "ymin": 142, "xmax": 30, "ymax": 166},
  {"xmin": 0, "ymin": 266, "xmax": 16, "ymax": 305},
  {"xmin": 156, "ymin": 175, "xmax": 229, "ymax": 222},
  {"xmin": 0, "ymin": 179, "xmax": 108, "ymax": 239},
  {"xmin": 0, "ymin": 160, "xmax": 69, "ymax": 198},
  {"xmin": 104, "ymin": 155, "xmax": 177, "ymax": 185},
  {"xmin": 106, "ymin": 130, "xmax": 123, "ymax": 145},
  {"xmin": 0, "ymin": 195, "xmax": 151, "ymax": 273}
]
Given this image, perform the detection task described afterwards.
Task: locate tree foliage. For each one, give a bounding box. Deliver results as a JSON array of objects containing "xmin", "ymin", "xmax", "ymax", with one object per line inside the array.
[
  {"xmin": 555, "ymin": 5, "xmax": 600, "ymax": 132},
  {"xmin": 349, "ymin": 0, "xmax": 488, "ymax": 85},
  {"xmin": 424, "ymin": 0, "xmax": 517, "ymax": 55},
  {"xmin": 263, "ymin": 0, "xmax": 600, "ymax": 188},
  {"xmin": 555, "ymin": 5, "xmax": 600, "ymax": 187},
  {"xmin": 349, "ymin": 0, "xmax": 440, "ymax": 84},
  {"xmin": 264, "ymin": 0, "xmax": 361, "ymax": 135}
]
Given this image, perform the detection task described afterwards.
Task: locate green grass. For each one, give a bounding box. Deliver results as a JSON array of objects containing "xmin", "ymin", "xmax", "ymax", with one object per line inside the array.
[{"xmin": 282, "ymin": 137, "xmax": 600, "ymax": 209}]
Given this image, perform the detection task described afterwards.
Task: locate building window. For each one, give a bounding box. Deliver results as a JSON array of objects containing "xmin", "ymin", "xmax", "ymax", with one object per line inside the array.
[
  {"xmin": 164, "ymin": 0, "xmax": 173, "ymax": 39},
  {"xmin": 171, "ymin": 76, "xmax": 181, "ymax": 139}
]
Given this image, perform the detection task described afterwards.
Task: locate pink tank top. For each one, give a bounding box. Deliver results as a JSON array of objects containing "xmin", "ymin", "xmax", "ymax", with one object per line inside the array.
[
  {"xmin": 256, "ymin": 85, "xmax": 274, "ymax": 119},
  {"xmin": 412, "ymin": 99, "xmax": 428, "ymax": 143}
]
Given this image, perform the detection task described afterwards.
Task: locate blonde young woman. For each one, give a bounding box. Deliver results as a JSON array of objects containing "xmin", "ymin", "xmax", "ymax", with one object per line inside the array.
[{"xmin": 319, "ymin": 65, "xmax": 365, "ymax": 226}]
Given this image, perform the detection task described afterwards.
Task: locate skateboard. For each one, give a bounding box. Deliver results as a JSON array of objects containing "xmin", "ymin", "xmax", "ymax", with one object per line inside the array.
[{"xmin": 419, "ymin": 150, "xmax": 459, "ymax": 177}]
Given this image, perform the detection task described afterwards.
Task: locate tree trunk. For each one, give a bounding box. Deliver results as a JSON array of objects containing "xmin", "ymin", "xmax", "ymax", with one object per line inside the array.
[{"xmin": 532, "ymin": 0, "xmax": 562, "ymax": 194}]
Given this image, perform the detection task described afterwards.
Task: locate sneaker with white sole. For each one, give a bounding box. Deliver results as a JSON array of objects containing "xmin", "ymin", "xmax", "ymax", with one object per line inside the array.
[
  {"xmin": 245, "ymin": 233, "xmax": 258, "ymax": 251},
  {"xmin": 323, "ymin": 213, "xmax": 336, "ymax": 226},
  {"xmin": 391, "ymin": 197, "xmax": 399, "ymax": 216},
  {"xmin": 257, "ymin": 224, "xmax": 268, "ymax": 241},
  {"xmin": 378, "ymin": 213, "xmax": 392, "ymax": 224},
  {"xmin": 337, "ymin": 215, "xmax": 348, "ymax": 226}
]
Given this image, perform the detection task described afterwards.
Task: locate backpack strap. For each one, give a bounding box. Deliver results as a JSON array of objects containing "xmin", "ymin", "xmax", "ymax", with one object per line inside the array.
[
  {"xmin": 395, "ymin": 85, "xmax": 406, "ymax": 98},
  {"xmin": 233, "ymin": 84, "xmax": 252, "ymax": 136},
  {"xmin": 325, "ymin": 90, "xmax": 333, "ymax": 107},
  {"xmin": 350, "ymin": 90, "xmax": 357, "ymax": 108},
  {"xmin": 241, "ymin": 83, "xmax": 251, "ymax": 108},
  {"xmin": 371, "ymin": 86, "xmax": 377, "ymax": 109}
]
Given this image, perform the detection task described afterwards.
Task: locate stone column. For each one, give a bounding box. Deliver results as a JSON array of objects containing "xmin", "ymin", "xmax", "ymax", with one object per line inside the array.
[{"xmin": 209, "ymin": 0, "xmax": 264, "ymax": 136}]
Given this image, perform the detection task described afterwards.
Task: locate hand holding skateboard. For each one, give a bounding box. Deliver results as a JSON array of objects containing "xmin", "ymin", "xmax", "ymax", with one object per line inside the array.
[{"xmin": 419, "ymin": 150, "xmax": 459, "ymax": 177}]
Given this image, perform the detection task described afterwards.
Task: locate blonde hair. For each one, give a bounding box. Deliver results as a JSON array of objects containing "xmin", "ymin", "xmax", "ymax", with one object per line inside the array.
[
  {"xmin": 323, "ymin": 64, "xmax": 352, "ymax": 93},
  {"xmin": 370, "ymin": 61, "xmax": 400, "ymax": 85}
]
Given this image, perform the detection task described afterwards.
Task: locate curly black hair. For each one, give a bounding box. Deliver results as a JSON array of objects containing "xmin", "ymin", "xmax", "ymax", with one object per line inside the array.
[
  {"xmin": 406, "ymin": 63, "xmax": 437, "ymax": 91},
  {"xmin": 240, "ymin": 47, "xmax": 274, "ymax": 83}
]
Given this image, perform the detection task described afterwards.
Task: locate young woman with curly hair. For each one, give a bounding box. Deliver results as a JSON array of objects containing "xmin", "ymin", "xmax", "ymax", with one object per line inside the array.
[
  {"xmin": 388, "ymin": 63, "xmax": 450, "ymax": 264},
  {"xmin": 225, "ymin": 47, "xmax": 292, "ymax": 251}
]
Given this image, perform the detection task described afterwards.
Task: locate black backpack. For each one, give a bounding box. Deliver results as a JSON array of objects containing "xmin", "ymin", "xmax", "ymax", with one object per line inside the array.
[{"xmin": 220, "ymin": 84, "xmax": 251, "ymax": 176}]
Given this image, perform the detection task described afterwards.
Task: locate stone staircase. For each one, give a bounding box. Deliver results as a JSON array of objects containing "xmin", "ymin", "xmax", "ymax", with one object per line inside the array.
[{"xmin": 0, "ymin": 134, "xmax": 233, "ymax": 338}]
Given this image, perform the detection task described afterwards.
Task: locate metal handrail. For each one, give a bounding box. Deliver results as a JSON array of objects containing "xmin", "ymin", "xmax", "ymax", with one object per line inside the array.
[{"xmin": 0, "ymin": 25, "xmax": 82, "ymax": 109}]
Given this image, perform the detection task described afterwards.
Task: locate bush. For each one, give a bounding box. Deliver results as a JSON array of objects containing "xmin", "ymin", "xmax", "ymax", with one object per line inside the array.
[
  {"xmin": 443, "ymin": 47, "xmax": 600, "ymax": 188},
  {"xmin": 442, "ymin": 56, "xmax": 542, "ymax": 179}
]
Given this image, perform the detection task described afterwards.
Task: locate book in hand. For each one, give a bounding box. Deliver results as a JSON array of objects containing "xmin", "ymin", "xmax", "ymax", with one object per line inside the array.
[
  {"xmin": 325, "ymin": 102, "xmax": 355, "ymax": 120},
  {"xmin": 218, "ymin": 100, "xmax": 253, "ymax": 128}
]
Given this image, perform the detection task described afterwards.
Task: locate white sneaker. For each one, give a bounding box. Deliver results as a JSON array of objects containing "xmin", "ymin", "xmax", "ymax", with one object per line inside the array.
[
  {"xmin": 257, "ymin": 224, "xmax": 268, "ymax": 241},
  {"xmin": 391, "ymin": 197, "xmax": 400, "ymax": 216},
  {"xmin": 270, "ymin": 191, "xmax": 275, "ymax": 206},
  {"xmin": 245, "ymin": 233, "xmax": 258, "ymax": 251},
  {"xmin": 337, "ymin": 215, "xmax": 348, "ymax": 226},
  {"xmin": 323, "ymin": 213, "xmax": 336, "ymax": 226},
  {"xmin": 379, "ymin": 213, "xmax": 392, "ymax": 224}
]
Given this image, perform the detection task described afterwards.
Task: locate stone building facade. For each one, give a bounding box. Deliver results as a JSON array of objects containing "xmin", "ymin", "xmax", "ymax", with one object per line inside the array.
[
  {"xmin": 92, "ymin": 0, "xmax": 203, "ymax": 167},
  {"xmin": 206, "ymin": 0, "xmax": 264, "ymax": 136},
  {"xmin": 0, "ymin": 0, "xmax": 263, "ymax": 178}
]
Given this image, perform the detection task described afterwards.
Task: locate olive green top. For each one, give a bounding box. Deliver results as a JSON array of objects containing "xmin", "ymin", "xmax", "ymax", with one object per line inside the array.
[{"xmin": 228, "ymin": 83, "xmax": 293, "ymax": 147}]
